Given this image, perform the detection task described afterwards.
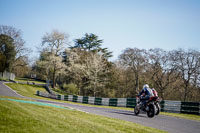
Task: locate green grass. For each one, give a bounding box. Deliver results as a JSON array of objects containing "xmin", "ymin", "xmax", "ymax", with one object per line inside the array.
[
  {"xmin": 5, "ymin": 83, "xmax": 200, "ymax": 122},
  {"xmin": 6, "ymin": 83, "xmax": 46, "ymax": 98},
  {"xmin": 161, "ymin": 112, "xmax": 200, "ymax": 121},
  {"xmin": 0, "ymin": 97, "xmax": 166, "ymax": 133},
  {"xmin": 15, "ymin": 77, "xmax": 46, "ymax": 84},
  {"xmin": 0, "ymin": 78, "xmax": 10, "ymax": 81}
]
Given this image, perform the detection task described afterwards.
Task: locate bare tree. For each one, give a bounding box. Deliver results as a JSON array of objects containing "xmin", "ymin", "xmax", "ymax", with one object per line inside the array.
[
  {"xmin": 42, "ymin": 30, "xmax": 69, "ymax": 87},
  {"xmin": 147, "ymin": 48, "xmax": 179, "ymax": 100},
  {"xmin": 174, "ymin": 49, "xmax": 200, "ymax": 101},
  {"xmin": 42, "ymin": 30, "xmax": 69, "ymax": 56},
  {"xmin": 113, "ymin": 61, "xmax": 134, "ymax": 98},
  {"xmin": 119, "ymin": 48, "xmax": 147, "ymax": 95}
]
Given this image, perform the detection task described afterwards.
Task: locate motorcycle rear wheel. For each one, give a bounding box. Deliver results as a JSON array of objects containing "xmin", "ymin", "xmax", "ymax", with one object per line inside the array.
[
  {"xmin": 155, "ymin": 103, "xmax": 160, "ymax": 115},
  {"xmin": 147, "ymin": 104, "xmax": 155, "ymax": 118}
]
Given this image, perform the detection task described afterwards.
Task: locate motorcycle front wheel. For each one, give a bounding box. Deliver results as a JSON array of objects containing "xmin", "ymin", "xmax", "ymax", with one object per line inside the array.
[{"xmin": 134, "ymin": 105, "xmax": 140, "ymax": 115}]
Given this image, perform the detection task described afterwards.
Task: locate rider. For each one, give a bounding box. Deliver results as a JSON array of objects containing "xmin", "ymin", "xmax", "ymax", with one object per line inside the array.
[{"xmin": 138, "ymin": 84, "xmax": 154, "ymax": 107}]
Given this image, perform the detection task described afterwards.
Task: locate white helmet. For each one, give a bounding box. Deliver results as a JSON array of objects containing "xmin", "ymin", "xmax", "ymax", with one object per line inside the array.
[{"xmin": 143, "ymin": 84, "xmax": 149, "ymax": 89}]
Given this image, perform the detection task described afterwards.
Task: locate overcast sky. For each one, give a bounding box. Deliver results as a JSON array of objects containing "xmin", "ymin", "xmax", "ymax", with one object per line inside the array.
[{"xmin": 1, "ymin": 0, "xmax": 200, "ymax": 60}]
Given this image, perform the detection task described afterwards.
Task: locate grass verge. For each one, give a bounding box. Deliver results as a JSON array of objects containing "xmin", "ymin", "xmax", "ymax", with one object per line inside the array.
[
  {"xmin": 160, "ymin": 112, "xmax": 200, "ymax": 121},
  {"xmin": 15, "ymin": 77, "xmax": 46, "ymax": 84},
  {"xmin": 6, "ymin": 83, "xmax": 46, "ymax": 98},
  {"xmin": 0, "ymin": 97, "xmax": 166, "ymax": 133},
  {"xmin": 5, "ymin": 83, "xmax": 200, "ymax": 122}
]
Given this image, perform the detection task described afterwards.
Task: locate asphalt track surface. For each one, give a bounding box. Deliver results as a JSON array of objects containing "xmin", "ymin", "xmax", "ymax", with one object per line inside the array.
[{"xmin": 0, "ymin": 81, "xmax": 200, "ymax": 133}]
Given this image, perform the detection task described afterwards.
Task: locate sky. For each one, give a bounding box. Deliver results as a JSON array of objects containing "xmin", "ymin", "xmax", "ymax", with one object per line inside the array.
[{"xmin": 0, "ymin": 0, "xmax": 200, "ymax": 61}]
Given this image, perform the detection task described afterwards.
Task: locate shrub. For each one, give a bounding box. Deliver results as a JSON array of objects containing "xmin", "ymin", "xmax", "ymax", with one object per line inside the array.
[{"xmin": 62, "ymin": 83, "xmax": 79, "ymax": 95}]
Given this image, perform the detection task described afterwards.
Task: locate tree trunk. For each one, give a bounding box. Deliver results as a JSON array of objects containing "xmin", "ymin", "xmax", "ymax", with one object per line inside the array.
[
  {"xmin": 135, "ymin": 73, "xmax": 139, "ymax": 95},
  {"xmin": 160, "ymin": 89, "xmax": 164, "ymax": 100},
  {"xmin": 52, "ymin": 66, "xmax": 56, "ymax": 88},
  {"xmin": 184, "ymin": 87, "xmax": 188, "ymax": 102},
  {"xmin": 94, "ymin": 78, "xmax": 97, "ymax": 97}
]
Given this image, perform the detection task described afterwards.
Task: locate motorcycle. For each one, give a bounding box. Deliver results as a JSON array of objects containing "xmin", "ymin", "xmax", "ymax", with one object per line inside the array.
[{"xmin": 134, "ymin": 96, "xmax": 161, "ymax": 118}]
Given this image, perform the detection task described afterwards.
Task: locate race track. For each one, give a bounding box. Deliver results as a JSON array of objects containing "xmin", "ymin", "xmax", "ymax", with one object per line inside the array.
[{"xmin": 0, "ymin": 81, "xmax": 200, "ymax": 133}]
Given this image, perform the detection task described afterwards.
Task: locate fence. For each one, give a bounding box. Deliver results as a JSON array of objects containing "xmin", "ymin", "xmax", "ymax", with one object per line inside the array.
[
  {"xmin": 0, "ymin": 71, "xmax": 15, "ymax": 80},
  {"xmin": 36, "ymin": 91, "xmax": 200, "ymax": 115}
]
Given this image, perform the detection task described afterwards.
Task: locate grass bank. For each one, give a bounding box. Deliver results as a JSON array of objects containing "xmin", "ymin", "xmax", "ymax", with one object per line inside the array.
[
  {"xmin": 0, "ymin": 97, "xmax": 166, "ymax": 133},
  {"xmin": 5, "ymin": 83, "xmax": 200, "ymax": 122},
  {"xmin": 6, "ymin": 83, "xmax": 46, "ymax": 98},
  {"xmin": 15, "ymin": 77, "xmax": 46, "ymax": 84}
]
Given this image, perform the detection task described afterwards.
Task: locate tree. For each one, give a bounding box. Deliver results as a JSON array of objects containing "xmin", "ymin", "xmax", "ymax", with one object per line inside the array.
[
  {"xmin": 84, "ymin": 52, "xmax": 109, "ymax": 97},
  {"xmin": 73, "ymin": 33, "xmax": 102, "ymax": 51},
  {"xmin": 0, "ymin": 52, "xmax": 6, "ymax": 73},
  {"xmin": 174, "ymin": 49, "xmax": 200, "ymax": 101},
  {"xmin": 65, "ymin": 48, "xmax": 110, "ymax": 96},
  {"xmin": 73, "ymin": 33, "xmax": 112, "ymax": 58},
  {"xmin": 147, "ymin": 48, "xmax": 179, "ymax": 100},
  {"xmin": 37, "ymin": 52, "xmax": 66, "ymax": 86},
  {"xmin": 0, "ymin": 34, "xmax": 16, "ymax": 72},
  {"xmin": 0, "ymin": 25, "xmax": 29, "ymax": 72},
  {"xmin": 42, "ymin": 30, "xmax": 69, "ymax": 88},
  {"xmin": 42, "ymin": 30, "xmax": 69, "ymax": 56},
  {"xmin": 64, "ymin": 48, "xmax": 87, "ymax": 95},
  {"xmin": 119, "ymin": 48, "xmax": 147, "ymax": 95},
  {"xmin": 111, "ymin": 61, "xmax": 134, "ymax": 98}
]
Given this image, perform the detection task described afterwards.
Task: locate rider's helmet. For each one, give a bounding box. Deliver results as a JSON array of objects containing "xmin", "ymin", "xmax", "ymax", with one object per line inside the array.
[{"xmin": 143, "ymin": 84, "xmax": 149, "ymax": 89}]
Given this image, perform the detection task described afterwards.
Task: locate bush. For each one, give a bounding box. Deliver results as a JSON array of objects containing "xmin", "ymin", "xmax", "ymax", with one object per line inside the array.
[{"xmin": 62, "ymin": 83, "xmax": 79, "ymax": 95}]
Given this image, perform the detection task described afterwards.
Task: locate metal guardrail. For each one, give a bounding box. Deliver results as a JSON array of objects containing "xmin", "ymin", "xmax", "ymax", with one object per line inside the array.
[{"xmin": 37, "ymin": 91, "xmax": 200, "ymax": 115}]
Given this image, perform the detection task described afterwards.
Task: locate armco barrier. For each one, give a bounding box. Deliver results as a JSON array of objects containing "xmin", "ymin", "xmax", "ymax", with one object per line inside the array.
[
  {"xmin": 36, "ymin": 91, "xmax": 200, "ymax": 115},
  {"xmin": 64, "ymin": 95, "xmax": 68, "ymax": 101},
  {"xmin": 68, "ymin": 95, "xmax": 73, "ymax": 101},
  {"xmin": 82, "ymin": 96, "xmax": 88, "ymax": 104},
  {"xmin": 109, "ymin": 98, "xmax": 118, "ymax": 106},
  {"xmin": 117, "ymin": 98, "xmax": 127, "ymax": 107},
  {"xmin": 77, "ymin": 96, "xmax": 83, "ymax": 103},
  {"xmin": 126, "ymin": 98, "xmax": 136, "ymax": 108},
  {"xmin": 95, "ymin": 97, "xmax": 102, "ymax": 105},
  {"xmin": 102, "ymin": 98, "xmax": 109, "ymax": 106},
  {"xmin": 181, "ymin": 102, "xmax": 200, "ymax": 115},
  {"xmin": 163, "ymin": 100, "xmax": 181, "ymax": 113},
  {"xmin": 72, "ymin": 95, "xmax": 78, "ymax": 102}
]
